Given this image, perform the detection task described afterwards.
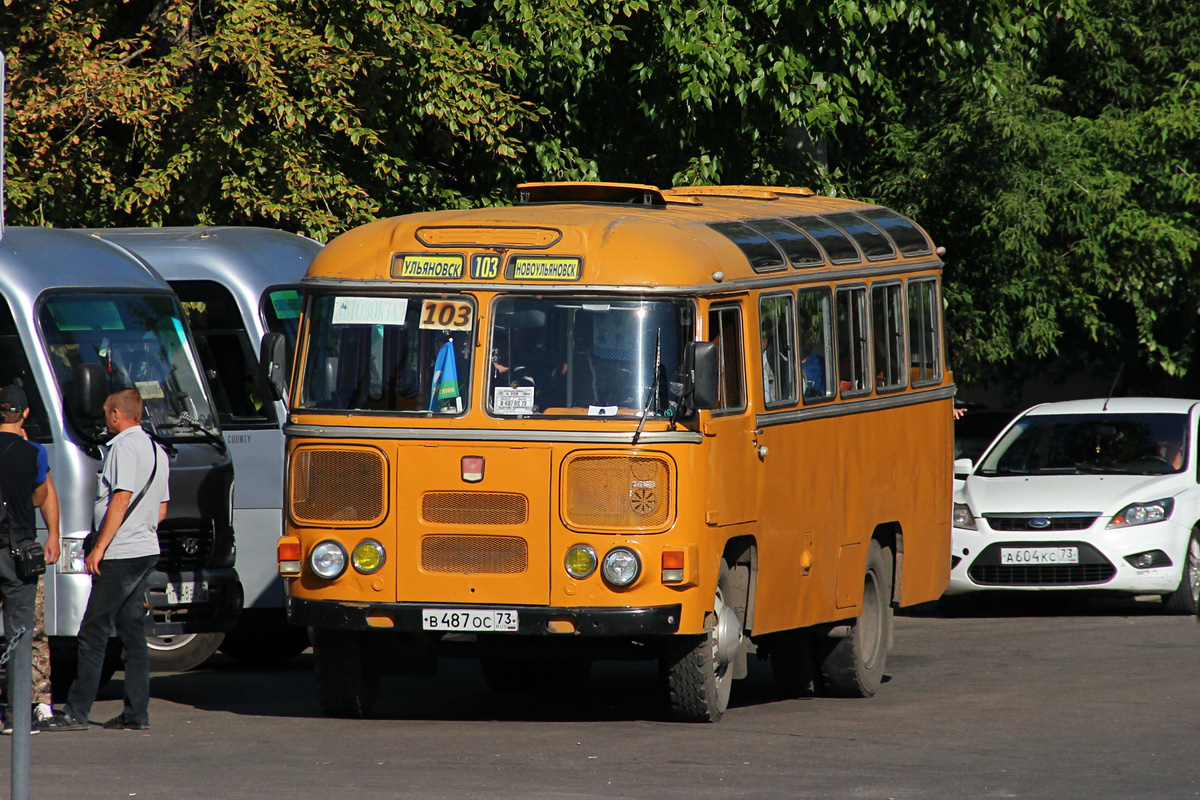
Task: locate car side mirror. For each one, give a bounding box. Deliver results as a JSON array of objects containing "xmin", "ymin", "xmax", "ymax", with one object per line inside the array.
[
  {"xmin": 69, "ymin": 362, "xmax": 108, "ymax": 423},
  {"xmin": 682, "ymin": 341, "xmax": 718, "ymax": 412},
  {"xmin": 953, "ymin": 458, "xmax": 974, "ymax": 480},
  {"xmin": 259, "ymin": 332, "xmax": 288, "ymax": 403}
]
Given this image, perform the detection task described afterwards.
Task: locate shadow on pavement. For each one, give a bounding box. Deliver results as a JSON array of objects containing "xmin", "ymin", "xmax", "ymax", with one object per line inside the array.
[{"xmin": 902, "ymin": 593, "xmax": 1176, "ymax": 619}]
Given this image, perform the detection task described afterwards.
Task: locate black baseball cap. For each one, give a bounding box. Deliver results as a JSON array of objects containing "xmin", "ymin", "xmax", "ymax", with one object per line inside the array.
[{"xmin": 0, "ymin": 385, "xmax": 29, "ymax": 414}]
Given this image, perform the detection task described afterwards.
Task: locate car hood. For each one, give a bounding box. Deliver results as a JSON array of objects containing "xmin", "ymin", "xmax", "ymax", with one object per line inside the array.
[{"xmin": 957, "ymin": 474, "xmax": 1189, "ymax": 516}]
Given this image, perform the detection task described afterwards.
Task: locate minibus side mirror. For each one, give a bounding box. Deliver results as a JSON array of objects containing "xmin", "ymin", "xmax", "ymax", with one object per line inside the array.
[
  {"xmin": 683, "ymin": 341, "xmax": 719, "ymax": 411},
  {"xmin": 259, "ymin": 332, "xmax": 288, "ymax": 403},
  {"xmin": 70, "ymin": 362, "xmax": 108, "ymax": 423}
]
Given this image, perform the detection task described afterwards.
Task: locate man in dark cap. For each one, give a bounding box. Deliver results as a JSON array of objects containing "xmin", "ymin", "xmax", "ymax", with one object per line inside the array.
[{"xmin": 0, "ymin": 385, "xmax": 59, "ymax": 735}]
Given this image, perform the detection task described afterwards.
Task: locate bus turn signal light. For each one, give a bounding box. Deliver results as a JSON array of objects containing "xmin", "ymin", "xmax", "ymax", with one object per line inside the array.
[
  {"xmin": 662, "ymin": 550, "xmax": 685, "ymax": 583},
  {"xmin": 278, "ymin": 537, "xmax": 302, "ymax": 576}
]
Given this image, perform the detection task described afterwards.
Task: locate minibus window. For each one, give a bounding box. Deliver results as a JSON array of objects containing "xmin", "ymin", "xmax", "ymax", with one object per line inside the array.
[
  {"xmin": 797, "ymin": 289, "xmax": 834, "ymax": 404},
  {"xmin": 174, "ymin": 280, "xmax": 275, "ymax": 429},
  {"xmin": 708, "ymin": 306, "xmax": 745, "ymax": 412},
  {"xmin": 759, "ymin": 294, "xmax": 797, "ymax": 408},
  {"xmin": 908, "ymin": 278, "xmax": 942, "ymax": 386},
  {"xmin": 40, "ymin": 292, "xmax": 219, "ymax": 438},
  {"xmin": 487, "ymin": 296, "xmax": 690, "ymax": 417},
  {"xmin": 298, "ymin": 294, "xmax": 473, "ymax": 414},
  {"xmin": 0, "ymin": 300, "xmax": 52, "ymax": 443},
  {"xmin": 262, "ymin": 286, "xmax": 303, "ymax": 381},
  {"xmin": 835, "ymin": 286, "xmax": 869, "ymax": 396},
  {"xmin": 872, "ymin": 282, "xmax": 906, "ymax": 392}
]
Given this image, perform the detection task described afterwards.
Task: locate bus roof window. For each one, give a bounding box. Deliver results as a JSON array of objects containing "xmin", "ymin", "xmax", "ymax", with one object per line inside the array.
[
  {"xmin": 823, "ymin": 213, "xmax": 896, "ymax": 261},
  {"xmin": 857, "ymin": 208, "xmax": 933, "ymax": 257},
  {"xmin": 707, "ymin": 222, "xmax": 787, "ymax": 273},
  {"xmin": 747, "ymin": 219, "xmax": 824, "ymax": 268},
  {"xmin": 787, "ymin": 217, "xmax": 861, "ymax": 264}
]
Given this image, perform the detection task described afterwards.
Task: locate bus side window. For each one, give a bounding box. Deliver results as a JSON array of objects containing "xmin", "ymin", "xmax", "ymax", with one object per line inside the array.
[
  {"xmin": 759, "ymin": 294, "xmax": 797, "ymax": 408},
  {"xmin": 908, "ymin": 278, "xmax": 943, "ymax": 385},
  {"xmin": 872, "ymin": 282, "xmax": 906, "ymax": 392},
  {"xmin": 797, "ymin": 288, "xmax": 834, "ymax": 404},
  {"xmin": 835, "ymin": 286, "xmax": 869, "ymax": 396},
  {"xmin": 708, "ymin": 306, "xmax": 745, "ymax": 411}
]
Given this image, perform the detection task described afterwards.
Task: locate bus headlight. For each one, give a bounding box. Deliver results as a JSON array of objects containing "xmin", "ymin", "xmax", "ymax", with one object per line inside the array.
[
  {"xmin": 352, "ymin": 540, "xmax": 386, "ymax": 574},
  {"xmin": 565, "ymin": 545, "xmax": 597, "ymax": 579},
  {"xmin": 310, "ymin": 540, "xmax": 348, "ymax": 579},
  {"xmin": 601, "ymin": 547, "xmax": 641, "ymax": 587}
]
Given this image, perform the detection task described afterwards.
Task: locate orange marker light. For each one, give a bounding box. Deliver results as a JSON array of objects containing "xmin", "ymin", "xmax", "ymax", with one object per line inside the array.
[
  {"xmin": 662, "ymin": 550, "xmax": 685, "ymax": 583},
  {"xmin": 278, "ymin": 537, "xmax": 302, "ymax": 576}
]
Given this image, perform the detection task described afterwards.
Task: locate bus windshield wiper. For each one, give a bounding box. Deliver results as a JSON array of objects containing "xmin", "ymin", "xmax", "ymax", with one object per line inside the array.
[
  {"xmin": 632, "ymin": 330, "xmax": 662, "ymax": 446},
  {"xmin": 173, "ymin": 412, "xmax": 227, "ymax": 455}
]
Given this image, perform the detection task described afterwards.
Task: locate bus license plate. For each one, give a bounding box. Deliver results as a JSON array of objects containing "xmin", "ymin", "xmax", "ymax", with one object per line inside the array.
[
  {"xmin": 1000, "ymin": 546, "xmax": 1079, "ymax": 565},
  {"xmin": 165, "ymin": 580, "xmax": 209, "ymax": 605},
  {"xmin": 421, "ymin": 609, "xmax": 519, "ymax": 633}
]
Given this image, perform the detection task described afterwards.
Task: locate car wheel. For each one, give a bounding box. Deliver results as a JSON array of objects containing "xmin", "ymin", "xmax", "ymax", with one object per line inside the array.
[{"xmin": 1162, "ymin": 528, "xmax": 1200, "ymax": 615}]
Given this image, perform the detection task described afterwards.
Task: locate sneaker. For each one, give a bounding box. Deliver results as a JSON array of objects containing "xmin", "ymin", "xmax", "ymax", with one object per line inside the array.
[
  {"xmin": 34, "ymin": 704, "xmax": 53, "ymax": 724},
  {"xmin": 36, "ymin": 711, "xmax": 88, "ymax": 732},
  {"xmin": 101, "ymin": 713, "xmax": 149, "ymax": 731},
  {"xmin": 1, "ymin": 707, "xmax": 40, "ymax": 736}
]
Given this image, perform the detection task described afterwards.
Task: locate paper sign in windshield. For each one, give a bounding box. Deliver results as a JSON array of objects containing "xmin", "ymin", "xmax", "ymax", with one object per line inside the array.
[
  {"xmin": 135, "ymin": 381, "xmax": 165, "ymax": 400},
  {"xmin": 494, "ymin": 386, "xmax": 535, "ymax": 415},
  {"xmin": 332, "ymin": 297, "xmax": 409, "ymax": 326},
  {"xmin": 588, "ymin": 405, "xmax": 620, "ymax": 416},
  {"xmin": 270, "ymin": 290, "xmax": 302, "ymax": 320}
]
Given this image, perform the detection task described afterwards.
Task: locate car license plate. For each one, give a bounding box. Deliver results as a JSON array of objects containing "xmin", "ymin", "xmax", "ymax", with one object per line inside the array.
[
  {"xmin": 165, "ymin": 580, "xmax": 209, "ymax": 605},
  {"xmin": 1000, "ymin": 546, "xmax": 1079, "ymax": 565},
  {"xmin": 421, "ymin": 609, "xmax": 519, "ymax": 633}
]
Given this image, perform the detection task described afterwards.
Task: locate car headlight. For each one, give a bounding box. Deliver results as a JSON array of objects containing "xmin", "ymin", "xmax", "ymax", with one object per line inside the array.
[
  {"xmin": 601, "ymin": 547, "xmax": 641, "ymax": 587},
  {"xmin": 60, "ymin": 539, "xmax": 88, "ymax": 574},
  {"xmin": 310, "ymin": 540, "xmax": 348, "ymax": 579},
  {"xmin": 1108, "ymin": 498, "xmax": 1174, "ymax": 528},
  {"xmin": 352, "ymin": 540, "xmax": 385, "ymax": 574},
  {"xmin": 953, "ymin": 503, "xmax": 977, "ymax": 530},
  {"xmin": 565, "ymin": 544, "xmax": 598, "ymax": 579}
]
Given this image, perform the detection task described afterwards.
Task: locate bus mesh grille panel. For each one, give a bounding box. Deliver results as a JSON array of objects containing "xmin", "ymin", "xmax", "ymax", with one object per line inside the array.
[
  {"xmin": 421, "ymin": 535, "xmax": 528, "ymax": 574},
  {"xmin": 422, "ymin": 493, "xmax": 528, "ymax": 525},
  {"xmin": 564, "ymin": 455, "xmax": 671, "ymax": 529},
  {"xmin": 290, "ymin": 448, "xmax": 384, "ymax": 524}
]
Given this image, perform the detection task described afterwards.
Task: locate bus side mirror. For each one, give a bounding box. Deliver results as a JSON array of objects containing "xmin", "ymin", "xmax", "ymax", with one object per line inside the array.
[
  {"xmin": 259, "ymin": 332, "xmax": 288, "ymax": 403},
  {"xmin": 683, "ymin": 341, "xmax": 718, "ymax": 411},
  {"xmin": 70, "ymin": 362, "xmax": 108, "ymax": 422}
]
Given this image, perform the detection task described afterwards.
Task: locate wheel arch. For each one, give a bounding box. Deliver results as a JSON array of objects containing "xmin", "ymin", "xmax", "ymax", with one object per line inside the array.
[
  {"xmin": 721, "ymin": 536, "xmax": 758, "ymax": 633},
  {"xmin": 871, "ymin": 522, "xmax": 901, "ymax": 606}
]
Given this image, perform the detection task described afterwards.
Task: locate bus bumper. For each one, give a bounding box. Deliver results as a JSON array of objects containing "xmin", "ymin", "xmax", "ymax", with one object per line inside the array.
[
  {"xmin": 146, "ymin": 568, "xmax": 244, "ymax": 635},
  {"xmin": 288, "ymin": 597, "xmax": 682, "ymax": 637}
]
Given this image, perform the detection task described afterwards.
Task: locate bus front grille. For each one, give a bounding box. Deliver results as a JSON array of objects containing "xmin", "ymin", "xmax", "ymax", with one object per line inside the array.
[
  {"xmin": 289, "ymin": 447, "xmax": 386, "ymax": 525},
  {"xmin": 562, "ymin": 454, "xmax": 673, "ymax": 531},
  {"xmin": 422, "ymin": 492, "xmax": 528, "ymax": 525},
  {"xmin": 421, "ymin": 535, "xmax": 528, "ymax": 574}
]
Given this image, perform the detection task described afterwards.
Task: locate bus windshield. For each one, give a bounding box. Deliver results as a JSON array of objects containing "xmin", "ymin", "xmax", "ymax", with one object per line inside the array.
[
  {"xmin": 39, "ymin": 292, "xmax": 219, "ymax": 439},
  {"xmin": 487, "ymin": 296, "xmax": 691, "ymax": 418}
]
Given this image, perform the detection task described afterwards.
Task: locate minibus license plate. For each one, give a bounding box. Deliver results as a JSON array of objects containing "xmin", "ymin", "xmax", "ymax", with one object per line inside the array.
[
  {"xmin": 422, "ymin": 609, "xmax": 519, "ymax": 632},
  {"xmin": 165, "ymin": 580, "xmax": 209, "ymax": 605},
  {"xmin": 999, "ymin": 546, "xmax": 1079, "ymax": 565}
]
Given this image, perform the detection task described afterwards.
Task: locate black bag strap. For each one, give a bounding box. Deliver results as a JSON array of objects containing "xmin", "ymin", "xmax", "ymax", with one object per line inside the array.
[{"xmin": 122, "ymin": 437, "xmax": 160, "ymax": 522}]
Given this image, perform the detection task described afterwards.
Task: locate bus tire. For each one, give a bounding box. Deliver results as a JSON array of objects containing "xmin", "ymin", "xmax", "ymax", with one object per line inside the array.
[
  {"xmin": 312, "ymin": 628, "xmax": 381, "ymax": 719},
  {"xmin": 1162, "ymin": 528, "xmax": 1200, "ymax": 615},
  {"xmin": 663, "ymin": 561, "xmax": 743, "ymax": 723},
  {"xmin": 819, "ymin": 539, "xmax": 893, "ymax": 698},
  {"xmin": 146, "ymin": 632, "xmax": 224, "ymax": 672},
  {"xmin": 770, "ymin": 629, "xmax": 820, "ymax": 699},
  {"xmin": 479, "ymin": 657, "xmax": 592, "ymax": 693}
]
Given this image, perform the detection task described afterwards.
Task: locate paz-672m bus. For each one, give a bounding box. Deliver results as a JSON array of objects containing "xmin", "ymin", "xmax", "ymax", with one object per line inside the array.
[{"xmin": 263, "ymin": 182, "xmax": 953, "ymax": 722}]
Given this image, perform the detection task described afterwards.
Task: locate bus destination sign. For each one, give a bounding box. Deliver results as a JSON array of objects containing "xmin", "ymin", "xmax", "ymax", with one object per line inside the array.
[
  {"xmin": 392, "ymin": 254, "xmax": 465, "ymax": 280},
  {"xmin": 506, "ymin": 255, "xmax": 583, "ymax": 282}
]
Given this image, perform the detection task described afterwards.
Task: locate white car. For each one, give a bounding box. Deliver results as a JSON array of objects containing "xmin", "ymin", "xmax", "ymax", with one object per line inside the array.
[{"xmin": 948, "ymin": 397, "xmax": 1200, "ymax": 614}]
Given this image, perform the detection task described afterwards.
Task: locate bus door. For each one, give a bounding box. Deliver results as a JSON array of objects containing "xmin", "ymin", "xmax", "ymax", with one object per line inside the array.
[
  {"xmin": 396, "ymin": 441, "xmax": 554, "ymax": 606},
  {"xmin": 702, "ymin": 304, "xmax": 759, "ymax": 527}
]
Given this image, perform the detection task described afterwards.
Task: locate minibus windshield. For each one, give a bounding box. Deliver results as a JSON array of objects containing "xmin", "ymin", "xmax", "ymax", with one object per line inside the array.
[
  {"xmin": 978, "ymin": 412, "xmax": 1189, "ymax": 476},
  {"xmin": 39, "ymin": 292, "xmax": 219, "ymax": 439},
  {"xmin": 487, "ymin": 296, "xmax": 691, "ymax": 418}
]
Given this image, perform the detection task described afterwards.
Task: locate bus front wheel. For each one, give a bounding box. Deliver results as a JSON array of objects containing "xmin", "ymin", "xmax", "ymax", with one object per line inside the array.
[
  {"xmin": 663, "ymin": 561, "xmax": 744, "ymax": 722},
  {"xmin": 312, "ymin": 628, "xmax": 382, "ymax": 718},
  {"xmin": 818, "ymin": 539, "xmax": 893, "ymax": 698}
]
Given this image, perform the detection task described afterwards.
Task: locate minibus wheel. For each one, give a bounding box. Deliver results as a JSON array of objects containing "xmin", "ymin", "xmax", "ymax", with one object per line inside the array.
[
  {"xmin": 819, "ymin": 539, "xmax": 893, "ymax": 697},
  {"xmin": 663, "ymin": 561, "xmax": 743, "ymax": 722},
  {"xmin": 1162, "ymin": 528, "xmax": 1200, "ymax": 615},
  {"xmin": 146, "ymin": 632, "xmax": 224, "ymax": 672},
  {"xmin": 312, "ymin": 628, "xmax": 382, "ymax": 718}
]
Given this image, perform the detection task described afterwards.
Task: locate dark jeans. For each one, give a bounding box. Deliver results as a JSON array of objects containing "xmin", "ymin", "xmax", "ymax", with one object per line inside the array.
[
  {"xmin": 65, "ymin": 555, "xmax": 158, "ymax": 724},
  {"xmin": 0, "ymin": 544, "xmax": 38, "ymax": 707}
]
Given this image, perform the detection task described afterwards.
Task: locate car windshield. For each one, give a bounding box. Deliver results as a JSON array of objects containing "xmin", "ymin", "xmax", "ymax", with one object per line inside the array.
[
  {"xmin": 978, "ymin": 412, "xmax": 1189, "ymax": 476},
  {"xmin": 297, "ymin": 293, "xmax": 475, "ymax": 414},
  {"xmin": 487, "ymin": 296, "xmax": 692, "ymax": 418},
  {"xmin": 40, "ymin": 292, "xmax": 219, "ymax": 439}
]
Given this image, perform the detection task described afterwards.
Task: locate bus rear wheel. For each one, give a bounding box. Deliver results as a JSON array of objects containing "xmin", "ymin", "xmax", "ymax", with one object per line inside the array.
[
  {"xmin": 312, "ymin": 628, "xmax": 382, "ymax": 719},
  {"xmin": 819, "ymin": 539, "xmax": 893, "ymax": 698},
  {"xmin": 663, "ymin": 562, "xmax": 744, "ymax": 722}
]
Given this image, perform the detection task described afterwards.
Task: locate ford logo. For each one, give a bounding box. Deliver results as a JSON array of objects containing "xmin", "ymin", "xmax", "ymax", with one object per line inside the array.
[{"xmin": 1028, "ymin": 518, "xmax": 1052, "ymax": 529}]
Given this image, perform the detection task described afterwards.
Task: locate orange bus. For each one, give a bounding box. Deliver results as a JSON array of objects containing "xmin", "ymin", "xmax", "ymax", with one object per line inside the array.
[{"xmin": 264, "ymin": 182, "xmax": 953, "ymax": 722}]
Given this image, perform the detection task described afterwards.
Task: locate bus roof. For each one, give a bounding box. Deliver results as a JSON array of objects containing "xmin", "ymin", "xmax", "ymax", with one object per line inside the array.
[{"xmin": 308, "ymin": 183, "xmax": 940, "ymax": 291}]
